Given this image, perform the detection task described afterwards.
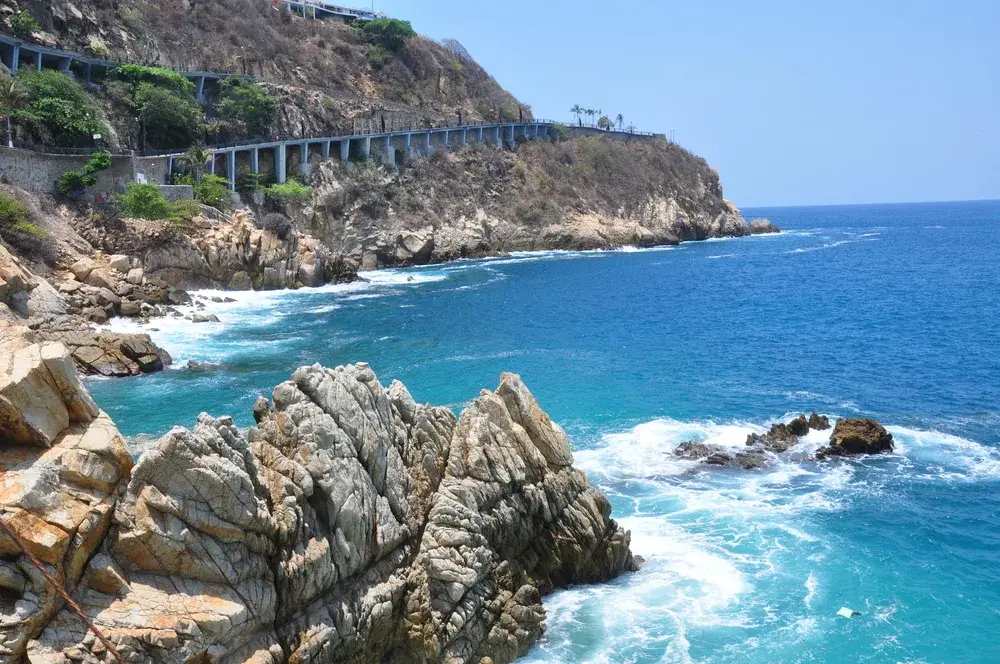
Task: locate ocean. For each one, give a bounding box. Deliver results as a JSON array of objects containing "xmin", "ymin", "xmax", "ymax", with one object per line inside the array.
[{"xmin": 89, "ymin": 200, "xmax": 1000, "ymax": 663}]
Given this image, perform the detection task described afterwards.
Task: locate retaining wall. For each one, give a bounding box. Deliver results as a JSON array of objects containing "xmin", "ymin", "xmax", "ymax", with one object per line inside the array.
[{"xmin": 0, "ymin": 147, "xmax": 134, "ymax": 195}]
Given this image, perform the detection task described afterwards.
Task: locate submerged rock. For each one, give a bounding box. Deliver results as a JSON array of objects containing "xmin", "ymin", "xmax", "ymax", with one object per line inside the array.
[
  {"xmin": 7, "ymin": 361, "xmax": 635, "ymax": 664},
  {"xmin": 675, "ymin": 441, "xmax": 771, "ymax": 470},
  {"xmin": 817, "ymin": 418, "xmax": 894, "ymax": 458}
]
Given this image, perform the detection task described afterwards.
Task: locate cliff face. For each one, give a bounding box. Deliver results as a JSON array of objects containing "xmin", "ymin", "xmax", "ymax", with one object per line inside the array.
[
  {"xmin": 11, "ymin": 0, "xmax": 527, "ymax": 129},
  {"xmin": 0, "ymin": 333, "xmax": 635, "ymax": 664},
  {"xmin": 298, "ymin": 137, "xmax": 776, "ymax": 268}
]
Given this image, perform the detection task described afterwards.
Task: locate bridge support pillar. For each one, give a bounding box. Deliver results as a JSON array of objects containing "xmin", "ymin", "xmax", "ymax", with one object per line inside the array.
[
  {"xmin": 322, "ymin": 141, "xmax": 331, "ymax": 159},
  {"xmin": 340, "ymin": 139, "xmax": 350, "ymax": 162},
  {"xmin": 251, "ymin": 148, "xmax": 259, "ymax": 174},
  {"xmin": 405, "ymin": 133, "xmax": 412, "ymax": 154},
  {"xmin": 301, "ymin": 142, "xmax": 309, "ymax": 165},
  {"xmin": 209, "ymin": 153, "xmax": 216, "ymax": 176},
  {"xmin": 383, "ymin": 136, "xmax": 393, "ymax": 164},
  {"xmin": 58, "ymin": 57, "xmax": 71, "ymax": 72},
  {"xmin": 227, "ymin": 150, "xmax": 236, "ymax": 191},
  {"xmin": 8, "ymin": 45, "xmax": 18, "ymax": 73},
  {"xmin": 276, "ymin": 143, "xmax": 287, "ymax": 183},
  {"xmin": 83, "ymin": 62, "xmax": 92, "ymax": 83},
  {"xmin": 443, "ymin": 130, "xmax": 450, "ymax": 149},
  {"xmin": 35, "ymin": 52, "xmax": 42, "ymax": 72},
  {"xmin": 362, "ymin": 136, "xmax": 371, "ymax": 158},
  {"xmin": 425, "ymin": 132, "xmax": 432, "ymax": 155},
  {"xmin": 477, "ymin": 127, "xmax": 484, "ymax": 142},
  {"xmin": 461, "ymin": 129, "xmax": 468, "ymax": 146},
  {"xmin": 508, "ymin": 125, "xmax": 515, "ymax": 146},
  {"xmin": 196, "ymin": 76, "xmax": 206, "ymax": 103},
  {"xmin": 167, "ymin": 157, "xmax": 174, "ymax": 180}
]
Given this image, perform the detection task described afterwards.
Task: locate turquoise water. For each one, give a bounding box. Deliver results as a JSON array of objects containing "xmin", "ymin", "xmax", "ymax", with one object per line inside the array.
[{"xmin": 89, "ymin": 200, "xmax": 1000, "ymax": 663}]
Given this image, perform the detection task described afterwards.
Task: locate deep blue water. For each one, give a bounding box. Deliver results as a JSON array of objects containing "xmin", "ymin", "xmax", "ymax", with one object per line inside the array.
[{"xmin": 89, "ymin": 200, "xmax": 1000, "ymax": 663}]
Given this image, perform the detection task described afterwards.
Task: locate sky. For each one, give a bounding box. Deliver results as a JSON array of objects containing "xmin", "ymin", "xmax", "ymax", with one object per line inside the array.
[{"xmin": 375, "ymin": 0, "xmax": 998, "ymax": 207}]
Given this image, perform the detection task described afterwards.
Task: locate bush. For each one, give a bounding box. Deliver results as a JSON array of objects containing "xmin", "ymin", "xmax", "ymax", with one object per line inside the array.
[
  {"xmin": 133, "ymin": 83, "xmax": 202, "ymax": 149},
  {"xmin": 14, "ymin": 70, "xmax": 107, "ymax": 146},
  {"xmin": 113, "ymin": 64, "xmax": 196, "ymax": 97},
  {"xmin": 262, "ymin": 213, "xmax": 292, "ymax": 240},
  {"xmin": 217, "ymin": 78, "xmax": 278, "ymax": 140},
  {"xmin": 119, "ymin": 182, "xmax": 170, "ymax": 220},
  {"xmin": 59, "ymin": 151, "xmax": 112, "ymax": 197},
  {"xmin": 166, "ymin": 199, "xmax": 202, "ymax": 232},
  {"xmin": 364, "ymin": 44, "xmax": 392, "ymax": 69},
  {"xmin": 10, "ymin": 12, "xmax": 40, "ymax": 40},
  {"xmin": 0, "ymin": 194, "xmax": 50, "ymax": 262},
  {"xmin": 86, "ymin": 39, "xmax": 111, "ymax": 59},
  {"xmin": 265, "ymin": 178, "xmax": 311, "ymax": 205},
  {"xmin": 194, "ymin": 174, "xmax": 230, "ymax": 209},
  {"xmin": 356, "ymin": 18, "xmax": 416, "ymax": 52}
]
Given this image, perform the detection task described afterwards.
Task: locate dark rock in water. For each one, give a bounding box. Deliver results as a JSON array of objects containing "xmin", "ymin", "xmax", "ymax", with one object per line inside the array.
[
  {"xmin": 746, "ymin": 422, "xmax": 799, "ymax": 453},
  {"xmin": 166, "ymin": 287, "xmax": 191, "ymax": 305},
  {"xmin": 186, "ymin": 360, "xmax": 221, "ymax": 371},
  {"xmin": 816, "ymin": 418, "xmax": 894, "ymax": 458},
  {"xmin": 788, "ymin": 415, "xmax": 810, "ymax": 436},
  {"xmin": 704, "ymin": 450, "xmax": 770, "ymax": 470},
  {"xmin": 676, "ymin": 441, "xmax": 723, "ymax": 459},
  {"xmin": 808, "ymin": 412, "xmax": 831, "ymax": 430}
]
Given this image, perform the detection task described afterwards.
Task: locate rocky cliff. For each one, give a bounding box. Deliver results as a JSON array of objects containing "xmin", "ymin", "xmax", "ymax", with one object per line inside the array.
[
  {"xmin": 297, "ymin": 137, "xmax": 777, "ymax": 268},
  {"xmin": 0, "ymin": 330, "xmax": 636, "ymax": 664}
]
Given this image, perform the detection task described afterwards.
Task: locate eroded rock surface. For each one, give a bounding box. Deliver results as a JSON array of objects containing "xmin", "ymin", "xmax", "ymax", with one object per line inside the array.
[
  {"xmin": 14, "ymin": 362, "xmax": 634, "ymax": 664},
  {"xmin": 817, "ymin": 418, "xmax": 894, "ymax": 458}
]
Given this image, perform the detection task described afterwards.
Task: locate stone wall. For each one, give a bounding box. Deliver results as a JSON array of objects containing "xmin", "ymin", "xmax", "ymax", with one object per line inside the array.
[
  {"xmin": 134, "ymin": 155, "xmax": 172, "ymax": 187},
  {"xmin": 0, "ymin": 146, "xmax": 134, "ymax": 195},
  {"xmin": 156, "ymin": 184, "xmax": 194, "ymax": 202}
]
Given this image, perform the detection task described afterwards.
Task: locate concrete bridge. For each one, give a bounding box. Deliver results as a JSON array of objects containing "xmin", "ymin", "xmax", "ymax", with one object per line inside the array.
[
  {"xmin": 0, "ymin": 34, "xmax": 241, "ymax": 101},
  {"xmin": 168, "ymin": 121, "xmax": 559, "ymax": 191},
  {"xmin": 282, "ymin": 0, "xmax": 386, "ymax": 22}
]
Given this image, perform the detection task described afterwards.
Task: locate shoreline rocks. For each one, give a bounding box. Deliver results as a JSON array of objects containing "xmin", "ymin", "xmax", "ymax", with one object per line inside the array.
[
  {"xmin": 675, "ymin": 412, "xmax": 894, "ymax": 470},
  {"xmin": 0, "ymin": 344, "xmax": 636, "ymax": 664}
]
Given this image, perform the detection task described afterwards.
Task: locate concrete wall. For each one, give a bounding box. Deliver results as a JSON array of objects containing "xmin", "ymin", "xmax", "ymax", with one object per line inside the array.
[
  {"xmin": 135, "ymin": 156, "xmax": 171, "ymax": 187},
  {"xmin": 157, "ymin": 185, "xmax": 194, "ymax": 202},
  {"xmin": 563, "ymin": 126, "xmax": 664, "ymax": 142},
  {"xmin": 0, "ymin": 147, "xmax": 133, "ymax": 195}
]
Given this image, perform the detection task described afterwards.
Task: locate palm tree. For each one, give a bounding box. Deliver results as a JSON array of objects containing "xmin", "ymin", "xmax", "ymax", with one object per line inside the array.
[
  {"xmin": 586, "ymin": 108, "xmax": 595, "ymax": 126},
  {"xmin": 182, "ymin": 143, "xmax": 214, "ymax": 183},
  {"xmin": 615, "ymin": 113, "xmax": 624, "ymax": 130},
  {"xmin": 0, "ymin": 76, "xmax": 27, "ymax": 148},
  {"xmin": 571, "ymin": 104, "xmax": 584, "ymax": 123}
]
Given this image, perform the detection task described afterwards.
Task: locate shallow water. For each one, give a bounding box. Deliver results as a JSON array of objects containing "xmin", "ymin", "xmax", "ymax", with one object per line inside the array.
[{"xmin": 89, "ymin": 200, "xmax": 1000, "ymax": 663}]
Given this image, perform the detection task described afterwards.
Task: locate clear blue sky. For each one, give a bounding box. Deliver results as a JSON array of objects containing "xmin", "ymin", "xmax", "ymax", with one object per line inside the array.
[{"xmin": 376, "ymin": 0, "xmax": 998, "ymax": 207}]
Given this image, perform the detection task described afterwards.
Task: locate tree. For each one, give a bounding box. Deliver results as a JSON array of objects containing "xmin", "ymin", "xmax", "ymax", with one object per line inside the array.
[
  {"xmin": 571, "ymin": 104, "xmax": 584, "ymax": 123},
  {"xmin": 182, "ymin": 144, "xmax": 213, "ymax": 183},
  {"xmin": 586, "ymin": 109, "xmax": 595, "ymax": 125},
  {"xmin": 598, "ymin": 116, "xmax": 612, "ymax": 130},
  {"xmin": 10, "ymin": 11, "xmax": 40, "ymax": 40},
  {"xmin": 0, "ymin": 76, "xmax": 27, "ymax": 147},
  {"xmin": 217, "ymin": 78, "xmax": 278, "ymax": 140},
  {"xmin": 14, "ymin": 70, "xmax": 107, "ymax": 147},
  {"xmin": 615, "ymin": 113, "xmax": 624, "ymax": 130},
  {"xmin": 357, "ymin": 18, "xmax": 416, "ymax": 52},
  {"xmin": 134, "ymin": 83, "xmax": 202, "ymax": 150}
]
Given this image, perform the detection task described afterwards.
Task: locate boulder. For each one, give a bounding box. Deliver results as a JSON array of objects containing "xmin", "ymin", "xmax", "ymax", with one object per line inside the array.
[
  {"xmin": 108, "ymin": 254, "xmax": 131, "ymax": 273},
  {"xmin": 84, "ymin": 268, "xmax": 116, "ymax": 291},
  {"xmin": 808, "ymin": 412, "xmax": 831, "ymax": 430},
  {"xmin": 191, "ymin": 313, "xmax": 220, "ymax": 323},
  {"xmin": 68, "ymin": 258, "xmax": 96, "ymax": 282},
  {"xmin": 27, "ymin": 366, "xmax": 635, "ymax": 664},
  {"xmin": 817, "ymin": 418, "xmax": 894, "ymax": 458},
  {"xmin": 126, "ymin": 267, "xmax": 144, "ymax": 285},
  {"xmin": 119, "ymin": 300, "xmax": 142, "ymax": 317}
]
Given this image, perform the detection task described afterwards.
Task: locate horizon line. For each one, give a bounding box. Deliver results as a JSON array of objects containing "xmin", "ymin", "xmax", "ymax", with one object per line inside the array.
[{"xmin": 741, "ymin": 197, "xmax": 1000, "ymax": 210}]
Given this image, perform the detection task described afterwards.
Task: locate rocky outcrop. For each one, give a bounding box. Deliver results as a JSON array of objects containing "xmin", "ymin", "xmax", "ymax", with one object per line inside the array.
[
  {"xmin": 0, "ymin": 358, "xmax": 634, "ymax": 664},
  {"xmin": 817, "ymin": 418, "xmax": 894, "ymax": 458},
  {"xmin": 139, "ymin": 211, "xmax": 356, "ymax": 291},
  {"xmin": 299, "ymin": 139, "xmax": 779, "ymax": 269},
  {"xmin": 0, "ymin": 333, "xmax": 132, "ymax": 662}
]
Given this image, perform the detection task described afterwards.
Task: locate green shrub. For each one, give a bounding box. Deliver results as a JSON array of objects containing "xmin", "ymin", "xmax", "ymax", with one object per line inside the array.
[
  {"xmin": 133, "ymin": 83, "xmax": 202, "ymax": 150},
  {"xmin": 14, "ymin": 70, "xmax": 107, "ymax": 146},
  {"xmin": 0, "ymin": 194, "xmax": 50, "ymax": 263},
  {"xmin": 166, "ymin": 199, "xmax": 202, "ymax": 232},
  {"xmin": 113, "ymin": 64, "xmax": 195, "ymax": 97},
  {"xmin": 364, "ymin": 44, "xmax": 392, "ymax": 69},
  {"xmin": 193, "ymin": 174, "xmax": 230, "ymax": 210},
  {"xmin": 217, "ymin": 78, "xmax": 278, "ymax": 139},
  {"xmin": 356, "ymin": 18, "xmax": 416, "ymax": 52},
  {"xmin": 59, "ymin": 151, "xmax": 112, "ymax": 197},
  {"xmin": 85, "ymin": 39, "xmax": 110, "ymax": 59},
  {"xmin": 552, "ymin": 123, "xmax": 569, "ymax": 142},
  {"xmin": 119, "ymin": 182, "xmax": 170, "ymax": 220},
  {"xmin": 265, "ymin": 178, "xmax": 311, "ymax": 205},
  {"xmin": 10, "ymin": 12, "xmax": 40, "ymax": 40}
]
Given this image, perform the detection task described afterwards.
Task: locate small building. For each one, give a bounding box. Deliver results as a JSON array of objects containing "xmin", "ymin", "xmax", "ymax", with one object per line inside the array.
[{"xmin": 281, "ymin": 0, "xmax": 387, "ymax": 22}]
